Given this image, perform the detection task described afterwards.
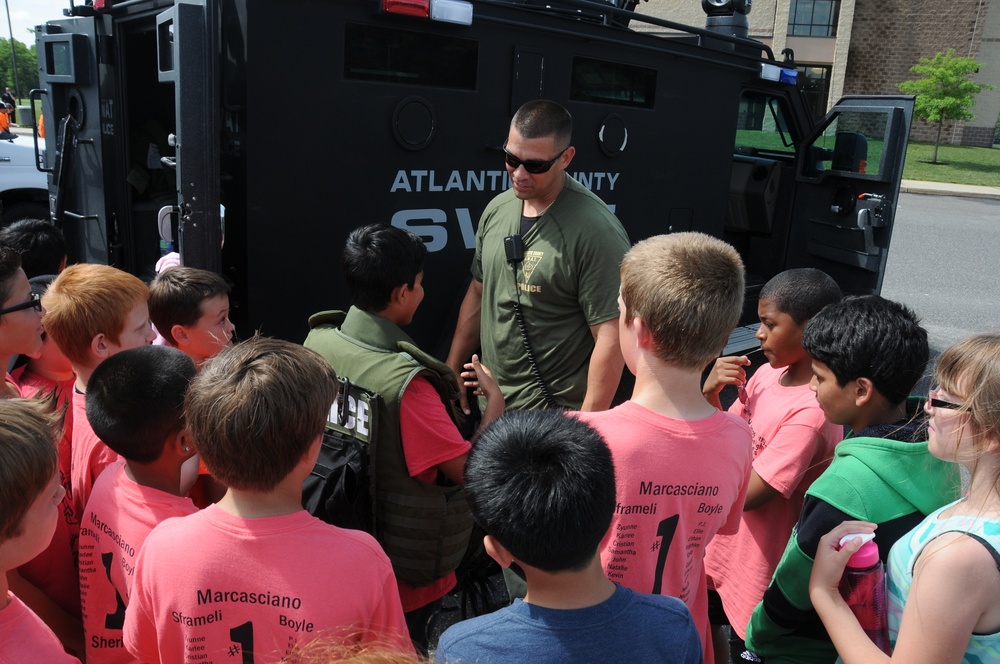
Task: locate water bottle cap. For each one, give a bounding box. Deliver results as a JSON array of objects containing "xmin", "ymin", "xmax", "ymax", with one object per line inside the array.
[{"xmin": 842, "ymin": 536, "xmax": 879, "ymax": 568}]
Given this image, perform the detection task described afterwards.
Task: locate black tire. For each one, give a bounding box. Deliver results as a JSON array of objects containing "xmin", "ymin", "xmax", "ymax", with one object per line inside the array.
[{"xmin": 1, "ymin": 201, "xmax": 49, "ymax": 228}]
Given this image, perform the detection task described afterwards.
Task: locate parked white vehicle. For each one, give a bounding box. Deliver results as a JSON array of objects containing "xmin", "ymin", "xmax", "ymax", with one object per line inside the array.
[{"xmin": 0, "ymin": 135, "xmax": 49, "ymax": 227}]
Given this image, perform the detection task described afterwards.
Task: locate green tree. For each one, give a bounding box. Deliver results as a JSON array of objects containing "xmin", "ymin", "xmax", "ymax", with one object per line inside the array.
[
  {"xmin": 0, "ymin": 37, "xmax": 39, "ymax": 104},
  {"xmin": 898, "ymin": 49, "xmax": 995, "ymax": 164}
]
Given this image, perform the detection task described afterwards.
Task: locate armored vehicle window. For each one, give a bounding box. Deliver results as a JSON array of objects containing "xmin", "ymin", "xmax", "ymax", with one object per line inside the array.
[
  {"xmin": 570, "ymin": 57, "xmax": 656, "ymax": 109},
  {"xmin": 734, "ymin": 93, "xmax": 796, "ymax": 157},
  {"xmin": 344, "ymin": 24, "xmax": 477, "ymax": 90},
  {"xmin": 806, "ymin": 110, "xmax": 888, "ymax": 177}
]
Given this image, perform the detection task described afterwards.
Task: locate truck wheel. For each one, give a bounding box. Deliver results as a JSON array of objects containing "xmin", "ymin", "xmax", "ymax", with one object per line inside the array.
[{"xmin": 1, "ymin": 202, "xmax": 49, "ymax": 228}]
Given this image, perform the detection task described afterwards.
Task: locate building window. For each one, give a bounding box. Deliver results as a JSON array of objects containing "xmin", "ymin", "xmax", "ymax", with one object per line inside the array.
[
  {"xmin": 798, "ymin": 65, "xmax": 832, "ymax": 120},
  {"xmin": 788, "ymin": 0, "xmax": 840, "ymax": 37}
]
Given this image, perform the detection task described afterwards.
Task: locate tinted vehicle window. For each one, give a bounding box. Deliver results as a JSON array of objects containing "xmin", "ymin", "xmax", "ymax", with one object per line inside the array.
[
  {"xmin": 344, "ymin": 23, "xmax": 478, "ymax": 90},
  {"xmin": 570, "ymin": 56, "xmax": 656, "ymax": 108}
]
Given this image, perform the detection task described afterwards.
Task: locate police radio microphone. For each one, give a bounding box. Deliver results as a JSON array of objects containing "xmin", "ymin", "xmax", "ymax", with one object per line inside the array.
[{"xmin": 504, "ymin": 235, "xmax": 524, "ymax": 265}]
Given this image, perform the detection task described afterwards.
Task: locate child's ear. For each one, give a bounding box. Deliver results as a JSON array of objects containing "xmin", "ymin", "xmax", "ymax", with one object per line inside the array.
[
  {"xmin": 171, "ymin": 324, "xmax": 191, "ymax": 346},
  {"xmin": 300, "ymin": 434, "xmax": 323, "ymax": 470},
  {"xmin": 172, "ymin": 429, "xmax": 196, "ymax": 459},
  {"xmin": 91, "ymin": 333, "xmax": 111, "ymax": 359},
  {"xmin": 854, "ymin": 377, "xmax": 875, "ymax": 407},
  {"xmin": 631, "ymin": 316, "xmax": 653, "ymax": 349},
  {"xmin": 483, "ymin": 535, "xmax": 514, "ymax": 569}
]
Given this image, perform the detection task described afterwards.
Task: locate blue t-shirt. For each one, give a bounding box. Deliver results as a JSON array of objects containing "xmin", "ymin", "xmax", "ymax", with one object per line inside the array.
[{"xmin": 435, "ymin": 585, "xmax": 703, "ymax": 663}]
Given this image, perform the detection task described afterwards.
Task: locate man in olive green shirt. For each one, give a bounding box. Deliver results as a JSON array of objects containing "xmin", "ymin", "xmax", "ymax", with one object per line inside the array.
[{"xmin": 447, "ymin": 100, "xmax": 630, "ymax": 413}]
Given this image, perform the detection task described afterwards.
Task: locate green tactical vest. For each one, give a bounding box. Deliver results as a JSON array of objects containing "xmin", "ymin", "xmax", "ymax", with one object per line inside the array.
[{"xmin": 304, "ymin": 307, "xmax": 473, "ymax": 587}]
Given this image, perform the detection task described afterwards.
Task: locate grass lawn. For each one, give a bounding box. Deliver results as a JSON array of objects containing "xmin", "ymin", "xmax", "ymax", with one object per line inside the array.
[{"xmin": 903, "ymin": 142, "xmax": 1000, "ymax": 187}]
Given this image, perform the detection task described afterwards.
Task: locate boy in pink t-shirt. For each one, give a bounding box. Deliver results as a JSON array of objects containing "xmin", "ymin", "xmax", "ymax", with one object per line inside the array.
[
  {"xmin": 575, "ymin": 232, "xmax": 753, "ymax": 663},
  {"xmin": 123, "ymin": 337, "xmax": 411, "ymax": 663},
  {"xmin": 0, "ymin": 398, "xmax": 80, "ymax": 663},
  {"xmin": 79, "ymin": 345, "xmax": 199, "ymax": 663},
  {"xmin": 702, "ymin": 268, "xmax": 844, "ymax": 664},
  {"xmin": 42, "ymin": 264, "xmax": 157, "ymax": 521}
]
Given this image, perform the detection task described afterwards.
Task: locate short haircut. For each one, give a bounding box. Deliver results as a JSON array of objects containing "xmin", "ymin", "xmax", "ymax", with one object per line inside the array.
[
  {"xmin": 41, "ymin": 264, "xmax": 149, "ymax": 367},
  {"xmin": 85, "ymin": 346, "xmax": 196, "ymax": 463},
  {"xmin": 759, "ymin": 268, "xmax": 842, "ymax": 324},
  {"xmin": 148, "ymin": 266, "xmax": 231, "ymax": 345},
  {"xmin": 0, "ymin": 220, "xmax": 66, "ymax": 278},
  {"xmin": 464, "ymin": 410, "xmax": 616, "ymax": 572},
  {"xmin": 0, "ymin": 398, "xmax": 59, "ymax": 543},
  {"xmin": 511, "ymin": 100, "xmax": 572, "ymax": 148},
  {"xmin": 341, "ymin": 224, "xmax": 426, "ymax": 313},
  {"xmin": 621, "ymin": 232, "xmax": 745, "ymax": 370},
  {"xmin": 803, "ymin": 295, "xmax": 928, "ymax": 405},
  {"xmin": 0, "ymin": 244, "xmax": 22, "ymax": 306},
  {"xmin": 185, "ymin": 336, "xmax": 338, "ymax": 492}
]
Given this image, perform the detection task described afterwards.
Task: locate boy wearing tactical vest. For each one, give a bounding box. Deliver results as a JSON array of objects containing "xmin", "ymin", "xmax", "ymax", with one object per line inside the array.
[{"xmin": 304, "ymin": 223, "xmax": 505, "ymax": 654}]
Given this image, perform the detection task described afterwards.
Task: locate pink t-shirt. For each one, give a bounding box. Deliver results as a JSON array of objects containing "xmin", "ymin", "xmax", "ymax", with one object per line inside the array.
[
  {"xmin": 80, "ymin": 460, "xmax": 198, "ymax": 663},
  {"xmin": 123, "ymin": 505, "xmax": 410, "ymax": 663},
  {"xmin": 396, "ymin": 376, "xmax": 471, "ymax": 613},
  {"xmin": 70, "ymin": 389, "xmax": 120, "ymax": 522},
  {"xmin": 0, "ymin": 592, "xmax": 81, "ymax": 663},
  {"xmin": 704, "ymin": 363, "xmax": 843, "ymax": 638},
  {"xmin": 577, "ymin": 402, "xmax": 753, "ymax": 660},
  {"xmin": 14, "ymin": 368, "xmax": 81, "ymax": 619}
]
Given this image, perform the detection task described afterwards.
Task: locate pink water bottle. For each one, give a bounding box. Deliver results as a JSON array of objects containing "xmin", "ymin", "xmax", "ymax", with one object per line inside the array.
[{"xmin": 839, "ymin": 533, "xmax": 891, "ymax": 654}]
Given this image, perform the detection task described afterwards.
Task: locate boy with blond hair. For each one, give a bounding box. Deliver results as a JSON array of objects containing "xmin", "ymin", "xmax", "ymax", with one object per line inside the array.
[
  {"xmin": 79, "ymin": 345, "xmax": 199, "ymax": 664},
  {"xmin": 0, "ymin": 398, "xmax": 80, "ymax": 663},
  {"xmin": 148, "ymin": 266, "xmax": 234, "ymax": 367},
  {"xmin": 42, "ymin": 263, "xmax": 156, "ymax": 520},
  {"xmin": 574, "ymin": 232, "xmax": 753, "ymax": 662},
  {"xmin": 124, "ymin": 337, "xmax": 410, "ymax": 663}
]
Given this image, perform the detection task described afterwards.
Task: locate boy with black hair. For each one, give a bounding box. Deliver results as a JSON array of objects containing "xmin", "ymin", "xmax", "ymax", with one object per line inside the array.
[
  {"xmin": 0, "ymin": 219, "xmax": 68, "ymax": 278},
  {"xmin": 0, "ymin": 398, "xmax": 80, "ymax": 663},
  {"xmin": 743, "ymin": 295, "xmax": 956, "ymax": 663},
  {"xmin": 148, "ymin": 266, "xmax": 234, "ymax": 367},
  {"xmin": 124, "ymin": 337, "xmax": 410, "ymax": 662},
  {"xmin": 574, "ymin": 232, "xmax": 753, "ymax": 661},
  {"xmin": 305, "ymin": 223, "xmax": 504, "ymax": 653},
  {"xmin": 79, "ymin": 345, "xmax": 199, "ymax": 664},
  {"xmin": 435, "ymin": 409, "xmax": 702, "ymax": 664},
  {"xmin": 702, "ymin": 268, "xmax": 844, "ymax": 664}
]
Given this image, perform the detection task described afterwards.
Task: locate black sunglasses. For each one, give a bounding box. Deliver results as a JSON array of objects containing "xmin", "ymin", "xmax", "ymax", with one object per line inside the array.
[
  {"xmin": 928, "ymin": 386, "xmax": 962, "ymax": 410},
  {"xmin": 502, "ymin": 141, "xmax": 568, "ymax": 175},
  {"xmin": 0, "ymin": 292, "xmax": 42, "ymax": 316}
]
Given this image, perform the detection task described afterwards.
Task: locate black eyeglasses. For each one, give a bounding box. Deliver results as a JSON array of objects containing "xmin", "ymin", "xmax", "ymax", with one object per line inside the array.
[
  {"xmin": 928, "ymin": 386, "xmax": 963, "ymax": 410},
  {"xmin": 0, "ymin": 292, "xmax": 41, "ymax": 316},
  {"xmin": 502, "ymin": 141, "xmax": 568, "ymax": 174}
]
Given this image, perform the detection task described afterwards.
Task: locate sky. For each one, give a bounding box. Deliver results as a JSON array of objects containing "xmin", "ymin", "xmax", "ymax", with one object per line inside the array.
[{"xmin": 2, "ymin": 0, "xmax": 68, "ymax": 45}]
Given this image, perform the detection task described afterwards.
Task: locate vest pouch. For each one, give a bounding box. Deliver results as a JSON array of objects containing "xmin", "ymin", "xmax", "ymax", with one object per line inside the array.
[
  {"xmin": 302, "ymin": 377, "xmax": 379, "ymax": 534},
  {"xmin": 379, "ymin": 482, "xmax": 474, "ymax": 586}
]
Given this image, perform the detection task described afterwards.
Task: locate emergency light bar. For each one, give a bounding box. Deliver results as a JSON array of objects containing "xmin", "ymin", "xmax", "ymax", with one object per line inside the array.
[{"xmin": 382, "ymin": 0, "xmax": 473, "ymax": 25}]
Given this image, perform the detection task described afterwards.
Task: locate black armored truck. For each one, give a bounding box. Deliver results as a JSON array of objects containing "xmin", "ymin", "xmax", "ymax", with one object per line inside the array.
[{"xmin": 33, "ymin": 0, "xmax": 913, "ymax": 353}]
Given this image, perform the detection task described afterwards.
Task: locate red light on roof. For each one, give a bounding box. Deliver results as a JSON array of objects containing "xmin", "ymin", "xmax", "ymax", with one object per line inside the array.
[{"xmin": 382, "ymin": 0, "xmax": 431, "ymax": 18}]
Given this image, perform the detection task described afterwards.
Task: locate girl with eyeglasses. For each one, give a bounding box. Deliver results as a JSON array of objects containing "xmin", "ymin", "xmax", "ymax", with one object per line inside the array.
[
  {"xmin": 809, "ymin": 333, "xmax": 1000, "ymax": 663},
  {"xmin": 0, "ymin": 245, "xmax": 46, "ymax": 397}
]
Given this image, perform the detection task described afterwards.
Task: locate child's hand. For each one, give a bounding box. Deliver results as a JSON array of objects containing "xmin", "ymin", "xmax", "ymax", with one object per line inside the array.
[
  {"xmin": 703, "ymin": 355, "xmax": 752, "ymax": 397},
  {"xmin": 809, "ymin": 521, "xmax": 877, "ymax": 602},
  {"xmin": 462, "ymin": 354, "xmax": 502, "ymax": 404}
]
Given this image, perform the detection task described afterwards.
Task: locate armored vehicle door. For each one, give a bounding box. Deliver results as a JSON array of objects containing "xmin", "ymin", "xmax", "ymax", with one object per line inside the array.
[
  {"xmin": 37, "ymin": 18, "xmax": 109, "ymax": 265},
  {"xmin": 785, "ymin": 96, "xmax": 914, "ymax": 294},
  {"xmin": 156, "ymin": 0, "xmax": 222, "ymax": 273}
]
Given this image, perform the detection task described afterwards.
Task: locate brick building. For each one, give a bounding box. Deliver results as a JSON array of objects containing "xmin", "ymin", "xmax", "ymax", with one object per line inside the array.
[{"xmin": 639, "ymin": 0, "xmax": 1000, "ymax": 146}]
